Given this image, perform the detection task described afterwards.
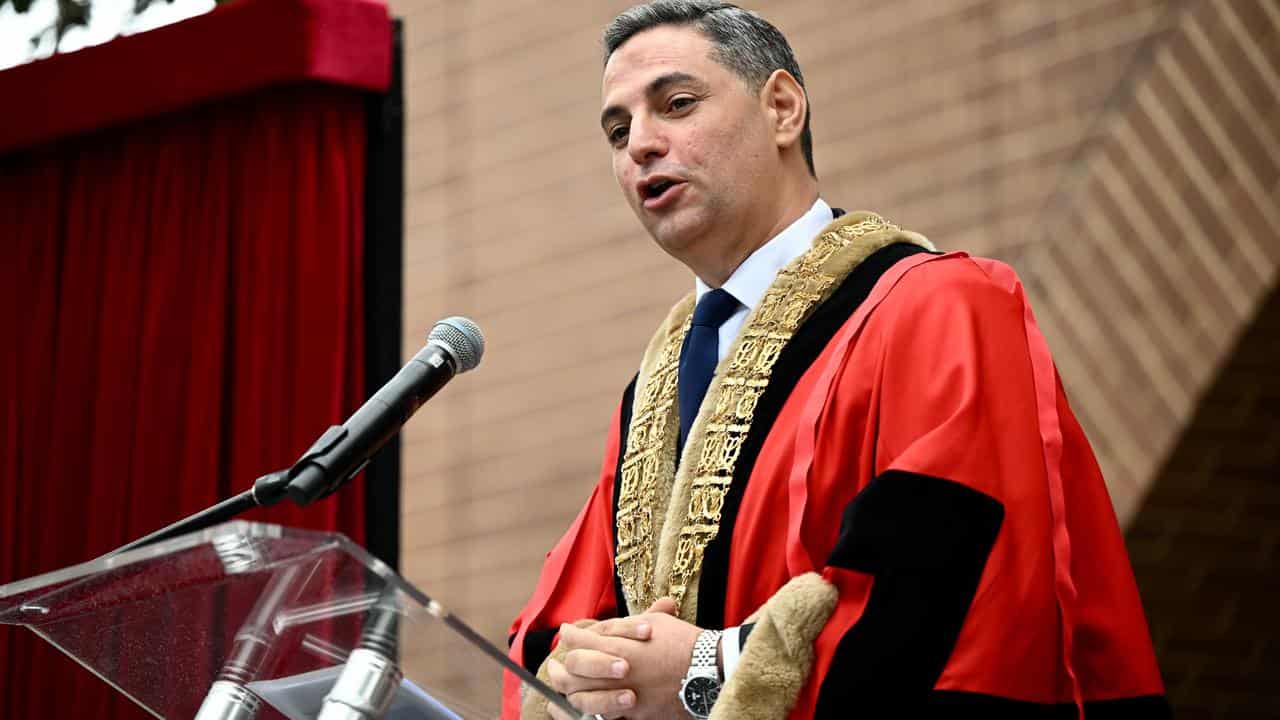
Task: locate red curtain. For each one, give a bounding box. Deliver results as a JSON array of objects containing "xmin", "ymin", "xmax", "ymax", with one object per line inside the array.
[{"xmin": 0, "ymin": 84, "xmax": 369, "ymax": 718}]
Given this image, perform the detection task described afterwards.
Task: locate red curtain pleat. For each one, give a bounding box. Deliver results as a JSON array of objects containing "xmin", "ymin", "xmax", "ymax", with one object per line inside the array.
[{"xmin": 0, "ymin": 84, "xmax": 369, "ymax": 719}]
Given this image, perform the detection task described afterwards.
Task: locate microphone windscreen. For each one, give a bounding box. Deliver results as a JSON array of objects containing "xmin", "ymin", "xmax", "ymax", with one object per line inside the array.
[{"xmin": 429, "ymin": 316, "xmax": 484, "ymax": 373}]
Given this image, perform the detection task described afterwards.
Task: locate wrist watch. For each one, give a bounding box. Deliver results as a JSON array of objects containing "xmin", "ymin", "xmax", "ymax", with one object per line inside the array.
[{"xmin": 679, "ymin": 629, "xmax": 723, "ymax": 719}]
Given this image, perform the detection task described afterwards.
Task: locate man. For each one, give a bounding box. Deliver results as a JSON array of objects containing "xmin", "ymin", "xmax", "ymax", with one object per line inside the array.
[{"xmin": 504, "ymin": 2, "xmax": 1169, "ymax": 718}]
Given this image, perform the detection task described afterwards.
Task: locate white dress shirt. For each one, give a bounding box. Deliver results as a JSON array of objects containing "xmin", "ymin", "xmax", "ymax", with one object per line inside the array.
[
  {"xmin": 689, "ymin": 198, "xmax": 833, "ymax": 681},
  {"xmin": 694, "ymin": 198, "xmax": 834, "ymax": 361}
]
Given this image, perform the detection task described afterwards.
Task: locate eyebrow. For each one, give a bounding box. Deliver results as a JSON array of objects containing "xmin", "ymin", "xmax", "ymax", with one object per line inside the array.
[{"xmin": 600, "ymin": 71, "xmax": 706, "ymax": 131}]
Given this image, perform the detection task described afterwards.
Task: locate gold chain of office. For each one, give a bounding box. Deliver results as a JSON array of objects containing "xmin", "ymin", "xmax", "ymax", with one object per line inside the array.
[{"xmin": 614, "ymin": 213, "xmax": 900, "ymax": 614}]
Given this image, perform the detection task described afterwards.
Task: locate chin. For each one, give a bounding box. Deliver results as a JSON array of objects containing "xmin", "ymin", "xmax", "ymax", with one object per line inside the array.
[
  {"xmin": 650, "ymin": 227, "xmax": 700, "ymax": 259},
  {"xmin": 647, "ymin": 210, "xmax": 712, "ymax": 257}
]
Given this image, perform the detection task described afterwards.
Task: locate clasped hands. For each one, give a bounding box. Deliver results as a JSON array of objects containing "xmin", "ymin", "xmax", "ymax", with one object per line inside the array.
[{"xmin": 545, "ymin": 598, "xmax": 708, "ymax": 720}]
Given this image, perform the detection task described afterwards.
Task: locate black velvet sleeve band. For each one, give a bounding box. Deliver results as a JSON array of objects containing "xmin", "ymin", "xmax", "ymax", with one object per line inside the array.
[
  {"xmin": 521, "ymin": 628, "xmax": 559, "ymax": 674},
  {"xmin": 815, "ymin": 470, "xmax": 1004, "ymax": 716}
]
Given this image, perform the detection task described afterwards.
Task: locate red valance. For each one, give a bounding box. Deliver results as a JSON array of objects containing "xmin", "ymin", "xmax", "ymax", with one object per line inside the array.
[{"xmin": 0, "ymin": 0, "xmax": 391, "ymax": 155}]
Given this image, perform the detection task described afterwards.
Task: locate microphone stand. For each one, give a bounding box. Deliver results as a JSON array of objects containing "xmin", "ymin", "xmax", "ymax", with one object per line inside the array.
[
  {"xmin": 106, "ymin": 328, "xmax": 468, "ymax": 560},
  {"xmin": 105, "ymin": 384, "xmax": 389, "ymax": 558},
  {"xmin": 105, "ymin": 479, "xmax": 278, "ymax": 558}
]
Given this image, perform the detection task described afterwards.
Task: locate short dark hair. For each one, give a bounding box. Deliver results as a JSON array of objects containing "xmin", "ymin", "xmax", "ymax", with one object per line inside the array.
[{"xmin": 603, "ymin": 0, "xmax": 816, "ymax": 177}]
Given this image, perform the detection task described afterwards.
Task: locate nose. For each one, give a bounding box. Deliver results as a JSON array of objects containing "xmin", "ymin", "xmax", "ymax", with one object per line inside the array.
[{"xmin": 626, "ymin": 114, "xmax": 667, "ymax": 165}]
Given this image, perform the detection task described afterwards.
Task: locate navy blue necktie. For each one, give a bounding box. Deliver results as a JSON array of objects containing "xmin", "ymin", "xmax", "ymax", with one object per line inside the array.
[{"xmin": 678, "ymin": 288, "xmax": 740, "ymax": 454}]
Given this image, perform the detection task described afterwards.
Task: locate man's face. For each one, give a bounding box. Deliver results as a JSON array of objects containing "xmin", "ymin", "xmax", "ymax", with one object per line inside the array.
[{"xmin": 601, "ymin": 25, "xmax": 777, "ymax": 264}]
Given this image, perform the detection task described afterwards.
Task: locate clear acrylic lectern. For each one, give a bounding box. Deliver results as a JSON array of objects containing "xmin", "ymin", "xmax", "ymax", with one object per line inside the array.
[{"xmin": 0, "ymin": 521, "xmax": 558, "ymax": 719}]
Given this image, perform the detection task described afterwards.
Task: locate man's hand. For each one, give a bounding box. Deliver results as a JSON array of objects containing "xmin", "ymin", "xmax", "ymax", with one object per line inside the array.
[{"xmin": 546, "ymin": 598, "xmax": 702, "ymax": 720}]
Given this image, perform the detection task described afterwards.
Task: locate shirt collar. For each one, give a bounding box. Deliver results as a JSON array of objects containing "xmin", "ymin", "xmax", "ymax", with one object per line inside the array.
[{"xmin": 695, "ymin": 198, "xmax": 834, "ymax": 310}]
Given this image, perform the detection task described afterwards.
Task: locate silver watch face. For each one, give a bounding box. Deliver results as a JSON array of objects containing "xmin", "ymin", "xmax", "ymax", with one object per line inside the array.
[{"xmin": 681, "ymin": 675, "xmax": 720, "ymax": 717}]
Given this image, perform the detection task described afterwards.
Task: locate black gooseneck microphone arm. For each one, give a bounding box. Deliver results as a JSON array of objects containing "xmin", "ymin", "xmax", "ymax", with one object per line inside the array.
[{"xmin": 107, "ymin": 485, "xmax": 268, "ymax": 558}]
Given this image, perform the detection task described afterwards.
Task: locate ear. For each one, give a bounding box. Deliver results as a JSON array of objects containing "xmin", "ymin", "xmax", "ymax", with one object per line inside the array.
[{"xmin": 761, "ymin": 69, "xmax": 807, "ymax": 151}]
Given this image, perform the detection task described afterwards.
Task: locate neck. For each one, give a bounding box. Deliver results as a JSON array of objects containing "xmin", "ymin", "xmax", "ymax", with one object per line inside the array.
[{"xmin": 692, "ymin": 174, "xmax": 819, "ymax": 287}]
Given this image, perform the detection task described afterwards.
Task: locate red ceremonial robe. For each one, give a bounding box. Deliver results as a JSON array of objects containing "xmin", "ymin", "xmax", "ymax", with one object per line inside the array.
[{"xmin": 504, "ymin": 215, "xmax": 1167, "ymax": 719}]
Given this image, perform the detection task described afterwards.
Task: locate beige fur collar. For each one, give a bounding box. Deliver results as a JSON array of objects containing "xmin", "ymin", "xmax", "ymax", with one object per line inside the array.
[{"xmin": 617, "ymin": 211, "xmax": 934, "ymax": 621}]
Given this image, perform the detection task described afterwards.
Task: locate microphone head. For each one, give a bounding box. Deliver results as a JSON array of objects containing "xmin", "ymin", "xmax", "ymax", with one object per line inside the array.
[{"xmin": 428, "ymin": 317, "xmax": 484, "ymax": 373}]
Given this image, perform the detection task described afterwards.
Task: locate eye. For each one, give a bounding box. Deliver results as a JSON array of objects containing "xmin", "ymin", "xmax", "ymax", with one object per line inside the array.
[
  {"xmin": 607, "ymin": 124, "xmax": 630, "ymax": 148},
  {"xmin": 668, "ymin": 95, "xmax": 697, "ymax": 112}
]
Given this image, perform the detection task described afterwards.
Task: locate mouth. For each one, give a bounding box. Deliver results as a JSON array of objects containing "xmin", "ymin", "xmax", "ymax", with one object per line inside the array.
[{"xmin": 639, "ymin": 177, "xmax": 685, "ymax": 210}]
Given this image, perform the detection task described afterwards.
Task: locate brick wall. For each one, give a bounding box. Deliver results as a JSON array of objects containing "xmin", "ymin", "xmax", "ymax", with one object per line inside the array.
[
  {"xmin": 1127, "ymin": 284, "xmax": 1280, "ymax": 718},
  {"xmin": 386, "ymin": 0, "xmax": 1279, "ymax": 710},
  {"xmin": 1012, "ymin": 0, "xmax": 1280, "ymax": 520}
]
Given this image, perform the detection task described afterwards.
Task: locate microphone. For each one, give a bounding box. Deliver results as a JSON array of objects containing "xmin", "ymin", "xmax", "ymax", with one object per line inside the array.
[{"xmin": 284, "ymin": 317, "xmax": 484, "ymax": 505}]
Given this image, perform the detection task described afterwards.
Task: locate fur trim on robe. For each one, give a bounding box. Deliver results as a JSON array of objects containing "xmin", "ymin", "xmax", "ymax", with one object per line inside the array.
[{"xmin": 709, "ymin": 572, "xmax": 838, "ymax": 720}]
